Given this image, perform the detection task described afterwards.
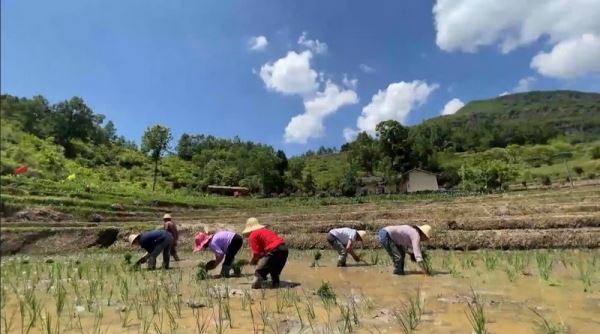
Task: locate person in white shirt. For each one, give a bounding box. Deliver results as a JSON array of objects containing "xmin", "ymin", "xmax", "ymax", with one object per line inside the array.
[{"xmin": 326, "ymin": 227, "xmax": 367, "ymax": 267}]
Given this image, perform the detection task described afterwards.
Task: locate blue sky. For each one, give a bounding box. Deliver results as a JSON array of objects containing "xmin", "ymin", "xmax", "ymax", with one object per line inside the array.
[{"xmin": 2, "ymin": 0, "xmax": 599, "ymax": 156}]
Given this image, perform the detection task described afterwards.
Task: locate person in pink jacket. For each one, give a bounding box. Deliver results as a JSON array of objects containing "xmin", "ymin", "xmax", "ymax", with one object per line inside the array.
[{"xmin": 378, "ymin": 224, "xmax": 431, "ymax": 275}]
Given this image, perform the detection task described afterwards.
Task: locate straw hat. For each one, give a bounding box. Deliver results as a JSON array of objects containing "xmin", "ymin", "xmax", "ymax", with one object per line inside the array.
[
  {"xmin": 356, "ymin": 230, "xmax": 367, "ymax": 240},
  {"xmin": 128, "ymin": 234, "xmax": 140, "ymax": 245},
  {"xmin": 242, "ymin": 217, "xmax": 265, "ymax": 235},
  {"xmin": 415, "ymin": 225, "xmax": 432, "ymax": 240},
  {"xmin": 163, "ymin": 213, "xmax": 172, "ymax": 220},
  {"xmin": 193, "ymin": 232, "xmax": 212, "ymax": 252}
]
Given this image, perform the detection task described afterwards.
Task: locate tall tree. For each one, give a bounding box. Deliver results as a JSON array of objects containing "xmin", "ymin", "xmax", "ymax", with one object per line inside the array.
[
  {"xmin": 376, "ymin": 120, "xmax": 411, "ymax": 172},
  {"xmin": 141, "ymin": 124, "xmax": 173, "ymax": 191},
  {"xmin": 349, "ymin": 132, "xmax": 379, "ymax": 175}
]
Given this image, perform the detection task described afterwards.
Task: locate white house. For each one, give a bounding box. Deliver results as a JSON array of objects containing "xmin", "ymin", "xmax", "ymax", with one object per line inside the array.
[{"xmin": 399, "ymin": 168, "xmax": 439, "ymax": 193}]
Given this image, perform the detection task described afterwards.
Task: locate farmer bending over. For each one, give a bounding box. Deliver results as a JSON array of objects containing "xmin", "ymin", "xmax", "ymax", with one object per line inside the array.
[
  {"xmin": 163, "ymin": 213, "xmax": 180, "ymax": 261},
  {"xmin": 129, "ymin": 229, "xmax": 174, "ymax": 270},
  {"xmin": 378, "ymin": 225, "xmax": 431, "ymax": 275},
  {"xmin": 327, "ymin": 227, "xmax": 366, "ymax": 267},
  {"xmin": 243, "ymin": 217, "xmax": 288, "ymax": 289},
  {"xmin": 194, "ymin": 230, "xmax": 243, "ymax": 277}
]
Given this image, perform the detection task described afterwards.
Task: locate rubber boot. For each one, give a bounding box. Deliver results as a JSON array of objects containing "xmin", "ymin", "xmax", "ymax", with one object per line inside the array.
[
  {"xmin": 393, "ymin": 262, "xmax": 405, "ymax": 275},
  {"xmin": 251, "ymin": 276, "xmax": 264, "ymax": 289},
  {"xmin": 147, "ymin": 257, "xmax": 157, "ymax": 270},
  {"xmin": 220, "ymin": 265, "xmax": 232, "ymax": 278}
]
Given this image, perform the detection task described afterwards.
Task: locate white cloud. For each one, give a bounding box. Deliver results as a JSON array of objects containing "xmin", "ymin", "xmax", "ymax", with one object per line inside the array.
[
  {"xmin": 284, "ymin": 82, "xmax": 358, "ymax": 143},
  {"xmin": 514, "ymin": 76, "xmax": 537, "ymax": 92},
  {"xmin": 433, "ymin": 0, "xmax": 600, "ymax": 77},
  {"xmin": 359, "ymin": 64, "xmax": 375, "ymax": 73},
  {"xmin": 259, "ymin": 51, "xmax": 318, "ymax": 95},
  {"xmin": 248, "ymin": 35, "xmax": 268, "ymax": 51},
  {"xmin": 342, "ymin": 74, "xmax": 358, "ymax": 89},
  {"xmin": 351, "ymin": 81, "xmax": 438, "ymax": 136},
  {"xmin": 343, "ymin": 128, "xmax": 359, "ymax": 142},
  {"xmin": 531, "ymin": 34, "xmax": 600, "ymax": 78},
  {"xmin": 499, "ymin": 91, "xmax": 510, "ymax": 97},
  {"xmin": 440, "ymin": 98, "xmax": 465, "ymax": 115},
  {"xmin": 297, "ymin": 32, "xmax": 328, "ymax": 54}
]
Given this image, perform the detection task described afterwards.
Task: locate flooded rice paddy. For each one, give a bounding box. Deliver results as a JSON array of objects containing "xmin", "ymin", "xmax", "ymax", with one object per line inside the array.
[{"xmin": 1, "ymin": 249, "xmax": 599, "ymax": 333}]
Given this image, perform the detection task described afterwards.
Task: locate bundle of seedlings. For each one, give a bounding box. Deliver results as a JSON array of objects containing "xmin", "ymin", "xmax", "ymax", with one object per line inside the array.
[{"xmin": 232, "ymin": 259, "xmax": 249, "ymax": 276}]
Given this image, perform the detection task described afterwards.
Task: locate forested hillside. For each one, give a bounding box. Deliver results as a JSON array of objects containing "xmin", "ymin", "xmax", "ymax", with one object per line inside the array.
[{"xmin": 1, "ymin": 91, "xmax": 599, "ymax": 197}]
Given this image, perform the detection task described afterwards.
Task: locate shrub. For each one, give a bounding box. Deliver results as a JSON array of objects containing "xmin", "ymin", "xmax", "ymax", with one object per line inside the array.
[
  {"xmin": 541, "ymin": 176, "xmax": 552, "ymax": 186},
  {"xmin": 591, "ymin": 146, "xmax": 600, "ymax": 160},
  {"xmin": 573, "ymin": 166, "xmax": 584, "ymax": 177}
]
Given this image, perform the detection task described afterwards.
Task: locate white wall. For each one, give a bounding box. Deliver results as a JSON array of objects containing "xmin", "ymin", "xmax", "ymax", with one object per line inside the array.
[{"xmin": 407, "ymin": 171, "xmax": 439, "ymax": 192}]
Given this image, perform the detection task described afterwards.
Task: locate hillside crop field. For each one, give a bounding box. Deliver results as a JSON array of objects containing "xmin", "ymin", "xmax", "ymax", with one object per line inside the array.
[{"xmin": 1, "ymin": 181, "xmax": 599, "ymax": 333}]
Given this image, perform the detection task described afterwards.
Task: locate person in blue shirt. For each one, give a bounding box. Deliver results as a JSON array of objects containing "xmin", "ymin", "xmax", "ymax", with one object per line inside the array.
[{"xmin": 129, "ymin": 230, "xmax": 174, "ymax": 270}]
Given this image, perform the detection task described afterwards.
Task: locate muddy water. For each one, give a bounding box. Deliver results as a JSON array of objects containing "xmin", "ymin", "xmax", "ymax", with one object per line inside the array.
[{"xmin": 1, "ymin": 250, "xmax": 599, "ymax": 333}]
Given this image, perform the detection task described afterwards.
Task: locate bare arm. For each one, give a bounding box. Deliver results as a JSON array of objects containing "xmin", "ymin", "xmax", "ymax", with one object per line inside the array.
[
  {"xmin": 250, "ymin": 254, "xmax": 261, "ymax": 265},
  {"xmin": 346, "ymin": 240, "xmax": 361, "ymax": 261},
  {"xmin": 214, "ymin": 254, "xmax": 224, "ymax": 266},
  {"xmin": 135, "ymin": 253, "xmax": 149, "ymax": 265}
]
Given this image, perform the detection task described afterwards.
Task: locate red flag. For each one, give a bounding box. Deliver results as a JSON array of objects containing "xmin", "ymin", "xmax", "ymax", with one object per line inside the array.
[{"xmin": 15, "ymin": 164, "xmax": 28, "ymax": 175}]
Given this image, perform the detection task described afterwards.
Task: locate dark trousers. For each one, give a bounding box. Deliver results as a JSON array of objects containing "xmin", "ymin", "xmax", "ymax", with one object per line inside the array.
[
  {"xmin": 378, "ymin": 229, "xmax": 406, "ymax": 274},
  {"xmin": 327, "ymin": 233, "xmax": 347, "ymax": 265},
  {"xmin": 170, "ymin": 242, "xmax": 179, "ymax": 261},
  {"xmin": 223, "ymin": 234, "xmax": 243, "ymax": 266},
  {"xmin": 255, "ymin": 243, "xmax": 288, "ymax": 285},
  {"xmin": 148, "ymin": 233, "xmax": 174, "ymax": 270}
]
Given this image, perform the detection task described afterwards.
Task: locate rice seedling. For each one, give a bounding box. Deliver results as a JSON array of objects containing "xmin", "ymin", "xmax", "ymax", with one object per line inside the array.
[
  {"xmin": 421, "ymin": 251, "xmax": 433, "ymax": 275},
  {"xmin": 465, "ymin": 289, "xmax": 487, "ymax": 334},
  {"xmin": 196, "ymin": 263, "xmax": 209, "ymax": 281},
  {"xmin": 317, "ymin": 281, "xmax": 337, "ymax": 305},
  {"xmin": 576, "ymin": 259, "xmax": 594, "ymax": 292},
  {"xmin": 1, "ymin": 309, "xmax": 17, "ymax": 334},
  {"xmin": 123, "ymin": 252, "xmax": 132, "ymax": 265},
  {"xmin": 482, "ymin": 251, "xmax": 499, "ymax": 271},
  {"xmin": 54, "ymin": 282, "xmax": 66, "ymax": 315},
  {"xmin": 193, "ymin": 308, "xmax": 210, "ymax": 334},
  {"xmin": 232, "ymin": 259, "xmax": 249, "ymax": 277},
  {"xmin": 530, "ymin": 308, "xmax": 568, "ymax": 334},
  {"xmin": 536, "ymin": 251, "xmax": 554, "ymax": 282},
  {"xmin": 118, "ymin": 306, "xmax": 132, "ymax": 328},
  {"xmin": 311, "ymin": 250, "xmax": 322, "ymax": 267},
  {"xmin": 369, "ymin": 251, "xmax": 380, "ymax": 265},
  {"xmin": 392, "ymin": 289, "xmax": 424, "ymax": 334}
]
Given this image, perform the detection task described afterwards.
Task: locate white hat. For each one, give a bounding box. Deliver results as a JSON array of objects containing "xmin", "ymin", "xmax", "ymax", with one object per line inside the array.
[
  {"xmin": 163, "ymin": 213, "xmax": 172, "ymax": 220},
  {"xmin": 128, "ymin": 234, "xmax": 140, "ymax": 244},
  {"xmin": 242, "ymin": 217, "xmax": 265, "ymax": 235},
  {"xmin": 416, "ymin": 225, "xmax": 432, "ymax": 240},
  {"xmin": 357, "ymin": 230, "xmax": 367, "ymax": 240}
]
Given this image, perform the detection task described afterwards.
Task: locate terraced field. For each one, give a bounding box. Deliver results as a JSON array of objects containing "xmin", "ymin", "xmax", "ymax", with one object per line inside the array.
[{"xmin": 1, "ymin": 179, "xmax": 599, "ymax": 254}]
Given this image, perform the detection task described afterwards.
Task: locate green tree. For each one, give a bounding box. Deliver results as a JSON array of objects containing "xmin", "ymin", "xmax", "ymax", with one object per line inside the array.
[
  {"xmin": 376, "ymin": 120, "xmax": 412, "ymax": 172},
  {"xmin": 340, "ymin": 168, "xmax": 358, "ymax": 197},
  {"xmin": 303, "ymin": 172, "xmax": 316, "ymax": 195},
  {"xmin": 141, "ymin": 124, "xmax": 173, "ymax": 191},
  {"xmin": 176, "ymin": 133, "xmax": 194, "ymax": 161},
  {"xmin": 349, "ymin": 132, "xmax": 379, "ymax": 175}
]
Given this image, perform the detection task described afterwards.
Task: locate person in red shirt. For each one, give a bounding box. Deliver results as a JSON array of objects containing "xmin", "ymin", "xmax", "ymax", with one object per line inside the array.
[
  {"xmin": 242, "ymin": 217, "xmax": 288, "ymax": 289},
  {"xmin": 163, "ymin": 213, "xmax": 180, "ymax": 261}
]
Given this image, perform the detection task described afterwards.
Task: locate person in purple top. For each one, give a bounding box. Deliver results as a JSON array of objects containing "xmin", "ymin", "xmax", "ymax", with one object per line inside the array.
[
  {"xmin": 128, "ymin": 229, "xmax": 174, "ymax": 270},
  {"xmin": 194, "ymin": 230, "xmax": 243, "ymax": 277}
]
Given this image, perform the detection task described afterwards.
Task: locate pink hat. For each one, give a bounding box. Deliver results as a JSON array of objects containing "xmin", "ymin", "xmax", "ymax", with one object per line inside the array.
[{"xmin": 193, "ymin": 232, "xmax": 212, "ymax": 252}]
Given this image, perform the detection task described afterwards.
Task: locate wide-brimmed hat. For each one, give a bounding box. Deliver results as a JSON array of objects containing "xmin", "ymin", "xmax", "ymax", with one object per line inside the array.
[
  {"xmin": 163, "ymin": 213, "xmax": 172, "ymax": 220},
  {"xmin": 242, "ymin": 217, "xmax": 265, "ymax": 235},
  {"xmin": 356, "ymin": 230, "xmax": 367, "ymax": 240},
  {"xmin": 193, "ymin": 232, "xmax": 212, "ymax": 252},
  {"xmin": 415, "ymin": 225, "xmax": 432, "ymax": 240},
  {"xmin": 128, "ymin": 234, "xmax": 140, "ymax": 245}
]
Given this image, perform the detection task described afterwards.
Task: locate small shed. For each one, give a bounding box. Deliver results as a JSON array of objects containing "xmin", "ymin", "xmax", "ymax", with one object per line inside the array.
[
  {"xmin": 207, "ymin": 185, "xmax": 250, "ymax": 196},
  {"xmin": 399, "ymin": 168, "xmax": 439, "ymax": 193}
]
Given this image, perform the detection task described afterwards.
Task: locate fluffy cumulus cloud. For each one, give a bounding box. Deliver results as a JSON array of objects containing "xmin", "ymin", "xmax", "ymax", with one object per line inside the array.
[
  {"xmin": 259, "ymin": 51, "xmax": 318, "ymax": 95},
  {"xmin": 531, "ymin": 34, "xmax": 600, "ymax": 78},
  {"xmin": 440, "ymin": 98, "xmax": 465, "ymax": 115},
  {"xmin": 248, "ymin": 35, "xmax": 268, "ymax": 51},
  {"xmin": 433, "ymin": 0, "xmax": 600, "ymax": 77},
  {"xmin": 349, "ymin": 81, "xmax": 438, "ymax": 136},
  {"xmin": 285, "ymin": 82, "xmax": 358, "ymax": 143},
  {"xmin": 297, "ymin": 32, "xmax": 328, "ymax": 54}
]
